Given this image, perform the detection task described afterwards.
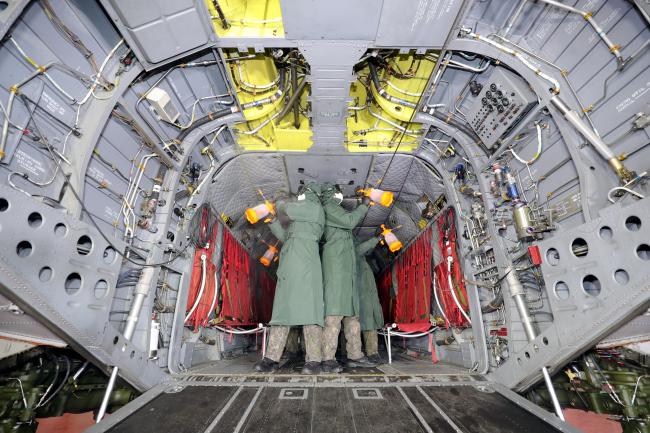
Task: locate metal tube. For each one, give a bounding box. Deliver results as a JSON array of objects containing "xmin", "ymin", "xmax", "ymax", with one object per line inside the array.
[
  {"xmin": 505, "ymin": 266, "xmax": 536, "ymax": 341},
  {"xmin": 0, "ymin": 90, "xmax": 16, "ymax": 160},
  {"xmin": 387, "ymin": 327, "xmax": 392, "ymax": 364},
  {"xmin": 96, "ymin": 366, "xmax": 119, "ymax": 422},
  {"xmin": 446, "ymin": 59, "xmax": 490, "ymax": 73},
  {"xmin": 97, "ymin": 267, "xmax": 155, "ymax": 423},
  {"xmin": 502, "ymin": 0, "xmax": 528, "ymax": 36},
  {"xmin": 72, "ymin": 361, "xmax": 89, "ymax": 382},
  {"xmin": 505, "ymin": 266, "xmax": 564, "ymax": 420},
  {"xmin": 525, "ymin": 0, "xmax": 623, "ymax": 66},
  {"xmin": 262, "ymin": 326, "xmax": 267, "ymax": 357},
  {"xmin": 367, "ymin": 59, "xmax": 418, "ymax": 109},
  {"xmin": 543, "ymin": 366, "xmax": 566, "ymax": 421},
  {"xmin": 550, "ymin": 96, "xmax": 633, "ymax": 182}
]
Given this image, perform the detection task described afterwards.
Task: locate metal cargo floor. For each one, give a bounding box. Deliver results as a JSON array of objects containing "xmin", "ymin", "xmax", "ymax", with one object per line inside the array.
[{"xmin": 87, "ymin": 372, "xmax": 578, "ymax": 433}]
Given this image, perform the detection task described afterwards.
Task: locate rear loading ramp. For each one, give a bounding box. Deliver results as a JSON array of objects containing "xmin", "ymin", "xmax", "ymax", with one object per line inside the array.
[{"xmin": 87, "ymin": 376, "xmax": 577, "ymax": 433}]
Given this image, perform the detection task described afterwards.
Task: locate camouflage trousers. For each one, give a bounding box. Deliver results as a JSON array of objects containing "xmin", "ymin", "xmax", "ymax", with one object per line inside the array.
[
  {"xmin": 322, "ymin": 315, "xmax": 363, "ymax": 361},
  {"xmin": 363, "ymin": 330, "xmax": 379, "ymax": 356},
  {"xmin": 284, "ymin": 326, "xmax": 302, "ymax": 354},
  {"xmin": 265, "ymin": 325, "xmax": 322, "ymax": 363}
]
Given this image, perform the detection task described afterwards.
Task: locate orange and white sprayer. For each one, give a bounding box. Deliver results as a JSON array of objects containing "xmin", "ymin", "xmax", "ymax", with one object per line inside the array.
[
  {"xmin": 380, "ymin": 224, "xmax": 402, "ymax": 252},
  {"xmin": 245, "ymin": 200, "xmax": 275, "ymax": 224},
  {"xmin": 259, "ymin": 244, "xmax": 279, "ymax": 267},
  {"xmin": 363, "ymin": 188, "xmax": 394, "ymax": 207}
]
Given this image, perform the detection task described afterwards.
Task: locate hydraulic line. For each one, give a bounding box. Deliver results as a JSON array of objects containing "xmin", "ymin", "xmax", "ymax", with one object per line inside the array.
[
  {"xmin": 367, "ymin": 59, "xmax": 417, "ymax": 109},
  {"xmin": 78, "ymin": 39, "xmax": 125, "ymax": 105},
  {"xmin": 522, "ymin": 0, "xmax": 624, "ymax": 68},
  {"xmin": 416, "ymin": 109, "xmax": 483, "ymax": 147},
  {"xmin": 290, "ymin": 63, "xmax": 300, "ymax": 128},
  {"xmin": 550, "ymin": 96, "xmax": 634, "ymax": 182},
  {"xmin": 187, "ymin": 140, "xmax": 222, "ymax": 209},
  {"xmin": 276, "ymin": 76, "xmax": 307, "ymax": 125},
  {"xmin": 176, "ymin": 107, "xmax": 239, "ymax": 142},
  {"xmin": 461, "ymin": 28, "xmax": 560, "ymax": 94},
  {"xmin": 367, "ymin": 106, "xmax": 421, "ymax": 135},
  {"xmin": 9, "ymin": 38, "xmax": 77, "ymax": 103},
  {"xmin": 233, "ymin": 60, "xmax": 280, "ymax": 91},
  {"xmin": 445, "ymin": 58, "xmax": 491, "ymax": 73},
  {"xmin": 385, "ymin": 80, "xmax": 423, "ymax": 97},
  {"xmin": 461, "ymin": 27, "xmax": 635, "ymax": 183},
  {"xmin": 1, "ymin": 61, "xmax": 72, "ymax": 160},
  {"xmin": 210, "ymin": 0, "xmax": 230, "ymax": 29},
  {"xmin": 502, "ymin": 0, "xmax": 528, "ymax": 36},
  {"xmin": 135, "ymin": 60, "xmax": 223, "ymax": 145},
  {"xmin": 487, "ymin": 33, "xmax": 599, "ymax": 132}
]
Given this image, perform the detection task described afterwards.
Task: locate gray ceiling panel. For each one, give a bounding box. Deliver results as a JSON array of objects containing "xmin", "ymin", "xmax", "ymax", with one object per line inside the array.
[
  {"xmin": 281, "ymin": 0, "xmax": 382, "ymax": 41},
  {"xmin": 375, "ymin": 0, "xmax": 464, "ymax": 47},
  {"xmin": 99, "ymin": 0, "xmax": 214, "ymax": 69}
]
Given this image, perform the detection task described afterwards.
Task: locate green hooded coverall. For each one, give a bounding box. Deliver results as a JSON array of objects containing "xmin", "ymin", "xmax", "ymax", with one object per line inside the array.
[
  {"xmin": 320, "ymin": 184, "xmax": 369, "ymax": 361},
  {"xmin": 264, "ymin": 183, "xmax": 325, "ymax": 363},
  {"xmin": 355, "ymin": 237, "xmax": 384, "ymax": 357}
]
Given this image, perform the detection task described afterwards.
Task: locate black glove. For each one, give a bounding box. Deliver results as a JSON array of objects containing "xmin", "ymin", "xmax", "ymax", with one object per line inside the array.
[{"xmin": 362, "ymin": 196, "xmax": 371, "ymax": 206}]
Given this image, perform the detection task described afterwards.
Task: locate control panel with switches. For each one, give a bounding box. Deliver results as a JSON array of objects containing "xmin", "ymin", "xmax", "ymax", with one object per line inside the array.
[{"xmin": 467, "ymin": 68, "xmax": 537, "ymax": 149}]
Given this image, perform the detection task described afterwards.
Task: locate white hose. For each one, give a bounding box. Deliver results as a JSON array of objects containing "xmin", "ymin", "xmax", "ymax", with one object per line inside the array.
[
  {"xmin": 510, "ymin": 122, "xmax": 543, "ymax": 165},
  {"xmin": 385, "ymin": 80, "xmax": 423, "ymax": 97},
  {"xmin": 447, "ymin": 255, "xmax": 472, "ymax": 325},
  {"xmin": 185, "ymin": 254, "xmax": 207, "ymax": 323},
  {"xmin": 206, "ymin": 270, "xmax": 219, "ymax": 322}
]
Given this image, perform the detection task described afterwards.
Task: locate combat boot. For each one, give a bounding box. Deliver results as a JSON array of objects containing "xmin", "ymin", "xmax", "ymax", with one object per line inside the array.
[
  {"xmin": 346, "ymin": 356, "xmax": 377, "ymax": 368},
  {"xmin": 301, "ymin": 361, "xmax": 321, "ymax": 374},
  {"xmin": 367, "ymin": 353, "xmax": 382, "ymax": 365},
  {"xmin": 321, "ymin": 359, "xmax": 343, "ymax": 373},
  {"xmin": 255, "ymin": 357, "xmax": 279, "ymax": 373}
]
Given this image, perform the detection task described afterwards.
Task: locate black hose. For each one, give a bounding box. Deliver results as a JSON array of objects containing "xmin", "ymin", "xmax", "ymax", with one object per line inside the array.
[
  {"xmin": 177, "ymin": 107, "xmax": 236, "ymax": 142},
  {"xmin": 290, "ymin": 64, "xmax": 300, "ymax": 129},
  {"xmin": 277, "ymin": 78, "xmax": 306, "ymax": 125},
  {"xmin": 367, "ymin": 58, "xmax": 382, "ymax": 91},
  {"xmin": 423, "ymin": 110, "xmax": 483, "ymax": 145},
  {"xmin": 481, "ymin": 291, "xmax": 503, "ymax": 314}
]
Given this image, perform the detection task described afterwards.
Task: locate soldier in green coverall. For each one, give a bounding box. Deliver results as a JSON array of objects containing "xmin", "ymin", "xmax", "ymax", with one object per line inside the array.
[
  {"xmin": 355, "ymin": 235, "xmax": 384, "ymax": 364},
  {"xmin": 255, "ymin": 182, "xmax": 325, "ymax": 374},
  {"xmin": 320, "ymin": 183, "xmax": 377, "ymax": 373}
]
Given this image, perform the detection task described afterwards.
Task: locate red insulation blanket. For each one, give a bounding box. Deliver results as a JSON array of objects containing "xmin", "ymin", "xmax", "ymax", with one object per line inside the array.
[
  {"xmin": 218, "ymin": 229, "xmax": 276, "ymax": 326},
  {"xmin": 185, "ymin": 228, "xmax": 218, "ymax": 331},
  {"xmin": 186, "ymin": 227, "xmax": 276, "ymax": 331},
  {"xmin": 378, "ymin": 226, "xmax": 433, "ymax": 332}
]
